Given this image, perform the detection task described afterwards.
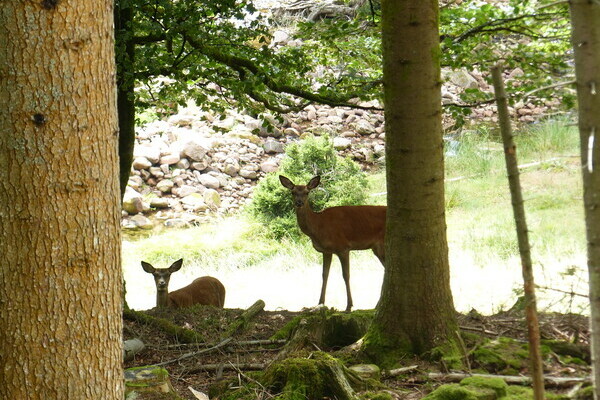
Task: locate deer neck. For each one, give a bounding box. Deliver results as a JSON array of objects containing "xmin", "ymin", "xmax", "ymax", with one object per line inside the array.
[
  {"xmin": 156, "ymin": 289, "xmax": 170, "ymax": 308},
  {"xmin": 295, "ymin": 202, "xmax": 317, "ymax": 236}
]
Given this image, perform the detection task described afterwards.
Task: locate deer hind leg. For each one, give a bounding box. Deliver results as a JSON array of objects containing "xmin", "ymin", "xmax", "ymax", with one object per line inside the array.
[
  {"xmin": 372, "ymin": 243, "xmax": 385, "ymax": 267},
  {"xmin": 338, "ymin": 252, "xmax": 353, "ymax": 312},
  {"xmin": 319, "ymin": 252, "xmax": 333, "ymax": 306}
]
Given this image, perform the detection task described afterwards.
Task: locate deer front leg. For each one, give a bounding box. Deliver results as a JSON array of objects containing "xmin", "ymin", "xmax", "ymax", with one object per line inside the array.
[
  {"xmin": 338, "ymin": 252, "xmax": 353, "ymax": 312},
  {"xmin": 319, "ymin": 252, "xmax": 333, "ymax": 306}
]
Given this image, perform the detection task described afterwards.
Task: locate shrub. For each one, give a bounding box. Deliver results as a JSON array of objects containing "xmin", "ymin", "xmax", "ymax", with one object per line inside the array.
[{"xmin": 248, "ymin": 135, "xmax": 369, "ymax": 239}]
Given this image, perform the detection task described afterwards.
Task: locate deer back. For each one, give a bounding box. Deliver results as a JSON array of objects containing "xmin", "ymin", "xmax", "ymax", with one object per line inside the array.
[
  {"xmin": 307, "ymin": 205, "xmax": 386, "ymax": 252},
  {"xmin": 167, "ymin": 276, "xmax": 226, "ymax": 308}
]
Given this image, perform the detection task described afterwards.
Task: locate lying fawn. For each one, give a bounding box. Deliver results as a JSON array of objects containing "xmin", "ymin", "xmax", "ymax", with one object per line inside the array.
[
  {"xmin": 280, "ymin": 175, "xmax": 386, "ymax": 312},
  {"xmin": 141, "ymin": 259, "xmax": 225, "ymax": 309}
]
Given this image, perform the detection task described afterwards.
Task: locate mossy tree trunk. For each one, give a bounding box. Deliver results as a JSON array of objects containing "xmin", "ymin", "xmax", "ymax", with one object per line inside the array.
[
  {"xmin": 568, "ymin": 1, "xmax": 600, "ymax": 397},
  {"xmin": 0, "ymin": 1, "xmax": 123, "ymax": 398},
  {"xmin": 364, "ymin": 0, "xmax": 459, "ymax": 361}
]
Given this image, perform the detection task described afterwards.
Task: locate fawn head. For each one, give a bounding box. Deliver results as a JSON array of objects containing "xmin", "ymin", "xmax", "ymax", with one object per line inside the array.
[
  {"xmin": 141, "ymin": 259, "xmax": 184, "ymax": 293},
  {"xmin": 279, "ymin": 175, "xmax": 321, "ymax": 208}
]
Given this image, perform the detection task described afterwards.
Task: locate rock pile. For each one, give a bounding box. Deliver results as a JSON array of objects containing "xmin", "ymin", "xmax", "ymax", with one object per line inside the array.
[
  {"xmin": 123, "ymin": 66, "xmax": 560, "ymax": 231},
  {"xmin": 122, "ymin": 102, "xmax": 387, "ymax": 230}
]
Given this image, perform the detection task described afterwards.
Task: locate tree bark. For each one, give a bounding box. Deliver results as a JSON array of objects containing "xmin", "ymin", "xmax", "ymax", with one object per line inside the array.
[
  {"xmin": 0, "ymin": 1, "xmax": 123, "ymax": 399},
  {"xmin": 364, "ymin": 0, "xmax": 459, "ymax": 360},
  {"xmin": 568, "ymin": 1, "xmax": 600, "ymax": 398}
]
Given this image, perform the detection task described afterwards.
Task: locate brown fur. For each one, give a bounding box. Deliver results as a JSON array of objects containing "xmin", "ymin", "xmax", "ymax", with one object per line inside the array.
[
  {"xmin": 167, "ymin": 276, "xmax": 226, "ymax": 308},
  {"xmin": 280, "ymin": 175, "xmax": 386, "ymax": 312}
]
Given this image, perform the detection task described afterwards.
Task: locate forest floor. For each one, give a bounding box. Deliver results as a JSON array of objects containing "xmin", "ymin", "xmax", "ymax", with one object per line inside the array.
[{"xmin": 123, "ymin": 305, "xmax": 591, "ymax": 400}]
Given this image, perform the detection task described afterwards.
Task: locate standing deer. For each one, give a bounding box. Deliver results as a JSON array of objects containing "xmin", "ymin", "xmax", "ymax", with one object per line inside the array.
[
  {"xmin": 141, "ymin": 259, "xmax": 226, "ymax": 309},
  {"xmin": 279, "ymin": 175, "xmax": 386, "ymax": 312}
]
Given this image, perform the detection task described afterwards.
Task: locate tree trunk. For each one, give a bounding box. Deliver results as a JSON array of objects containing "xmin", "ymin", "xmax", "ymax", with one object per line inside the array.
[
  {"xmin": 492, "ymin": 66, "xmax": 545, "ymax": 400},
  {"xmin": 364, "ymin": 0, "xmax": 459, "ymax": 361},
  {"xmin": 115, "ymin": 0, "xmax": 137, "ymax": 200},
  {"xmin": 0, "ymin": 2, "xmax": 123, "ymax": 399},
  {"xmin": 568, "ymin": 1, "xmax": 600, "ymax": 398}
]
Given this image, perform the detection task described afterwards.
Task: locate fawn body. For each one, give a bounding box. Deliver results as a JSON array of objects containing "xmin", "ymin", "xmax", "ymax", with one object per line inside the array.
[
  {"xmin": 141, "ymin": 259, "xmax": 225, "ymax": 308},
  {"xmin": 279, "ymin": 175, "xmax": 386, "ymax": 311}
]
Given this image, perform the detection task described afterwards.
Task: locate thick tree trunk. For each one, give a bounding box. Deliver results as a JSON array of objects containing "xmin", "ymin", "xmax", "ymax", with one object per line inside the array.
[
  {"xmin": 0, "ymin": 1, "xmax": 123, "ymax": 399},
  {"xmin": 569, "ymin": 1, "xmax": 600, "ymax": 398},
  {"xmin": 364, "ymin": 0, "xmax": 459, "ymax": 360}
]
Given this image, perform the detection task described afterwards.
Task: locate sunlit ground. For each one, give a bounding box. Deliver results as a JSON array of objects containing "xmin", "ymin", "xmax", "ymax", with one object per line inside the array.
[{"xmin": 124, "ymin": 242, "xmax": 589, "ymax": 315}]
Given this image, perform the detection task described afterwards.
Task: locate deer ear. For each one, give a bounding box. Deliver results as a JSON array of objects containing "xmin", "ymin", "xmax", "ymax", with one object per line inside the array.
[
  {"xmin": 279, "ymin": 175, "xmax": 294, "ymax": 189},
  {"xmin": 307, "ymin": 176, "xmax": 321, "ymax": 190},
  {"xmin": 141, "ymin": 261, "xmax": 155, "ymax": 274},
  {"xmin": 169, "ymin": 259, "xmax": 184, "ymax": 272}
]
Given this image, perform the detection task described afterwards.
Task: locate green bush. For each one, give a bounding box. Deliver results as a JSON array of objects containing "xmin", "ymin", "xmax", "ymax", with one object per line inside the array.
[{"xmin": 248, "ymin": 135, "xmax": 369, "ymax": 239}]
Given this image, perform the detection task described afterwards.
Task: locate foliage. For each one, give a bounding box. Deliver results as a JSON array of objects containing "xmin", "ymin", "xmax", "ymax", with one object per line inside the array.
[
  {"xmin": 115, "ymin": 0, "xmax": 380, "ymax": 128},
  {"xmin": 117, "ymin": 0, "xmax": 572, "ymax": 128},
  {"xmin": 248, "ymin": 135, "xmax": 369, "ymax": 239}
]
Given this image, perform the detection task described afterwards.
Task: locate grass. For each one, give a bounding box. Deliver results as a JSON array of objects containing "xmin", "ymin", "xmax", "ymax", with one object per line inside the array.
[{"xmin": 124, "ymin": 117, "xmax": 588, "ymax": 314}]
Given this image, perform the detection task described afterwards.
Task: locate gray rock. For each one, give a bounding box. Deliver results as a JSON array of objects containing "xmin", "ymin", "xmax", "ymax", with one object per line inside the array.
[
  {"xmin": 182, "ymin": 140, "xmax": 208, "ymax": 161},
  {"xmin": 177, "ymin": 185, "xmax": 200, "ymax": 197},
  {"xmin": 203, "ymin": 189, "xmax": 221, "ymax": 208},
  {"xmin": 149, "ymin": 197, "xmax": 170, "ymax": 208},
  {"xmin": 122, "ymin": 187, "xmax": 144, "ymax": 214},
  {"xmin": 134, "ymin": 145, "xmax": 161, "ymax": 164},
  {"xmin": 132, "ymin": 157, "xmax": 152, "ymax": 170},
  {"xmin": 160, "ymin": 154, "xmax": 180, "ymax": 165},
  {"xmin": 130, "ymin": 214, "xmax": 153, "ymax": 230},
  {"xmin": 156, "ymin": 179, "xmax": 174, "ymax": 193},
  {"xmin": 199, "ymin": 174, "xmax": 220, "ymax": 189},
  {"xmin": 333, "ymin": 137, "xmax": 352, "ymax": 150},
  {"xmin": 263, "ymin": 139, "xmax": 285, "ymax": 154},
  {"xmin": 239, "ymin": 168, "xmax": 258, "ymax": 179},
  {"xmin": 260, "ymin": 159, "xmax": 279, "ymax": 173},
  {"xmin": 176, "ymin": 158, "xmax": 190, "ymax": 169},
  {"xmin": 181, "ymin": 193, "xmax": 208, "ymax": 212}
]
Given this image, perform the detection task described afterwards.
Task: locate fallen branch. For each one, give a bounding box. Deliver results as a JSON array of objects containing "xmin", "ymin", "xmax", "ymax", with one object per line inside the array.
[
  {"xmin": 459, "ymin": 325, "xmax": 500, "ymax": 336},
  {"xmin": 155, "ymin": 337, "xmax": 233, "ymax": 367},
  {"xmin": 428, "ymin": 372, "xmax": 591, "ymax": 388},
  {"xmin": 384, "ymin": 365, "xmax": 420, "ymax": 377},
  {"xmin": 187, "ymin": 362, "xmax": 267, "ymax": 374},
  {"xmin": 223, "ymin": 299, "xmax": 266, "ymax": 337}
]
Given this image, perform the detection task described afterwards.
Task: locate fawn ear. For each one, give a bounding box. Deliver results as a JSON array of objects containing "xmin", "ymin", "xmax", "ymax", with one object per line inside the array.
[
  {"xmin": 307, "ymin": 176, "xmax": 321, "ymax": 190},
  {"xmin": 279, "ymin": 175, "xmax": 294, "ymax": 189},
  {"xmin": 169, "ymin": 259, "xmax": 184, "ymax": 272},
  {"xmin": 141, "ymin": 261, "xmax": 155, "ymax": 274}
]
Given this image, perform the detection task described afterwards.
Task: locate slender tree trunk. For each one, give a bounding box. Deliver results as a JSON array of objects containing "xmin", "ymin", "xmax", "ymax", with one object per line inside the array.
[
  {"xmin": 364, "ymin": 0, "xmax": 459, "ymax": 361},
  {"xmin": 115, "ymin": 0, "xmax": 137, "ymax": 199},
  {"xmin": 492, "ymin": 66, "xmax": 545, "ymax": 400},
  {"xmin": 0, "ymin": 1, "xmax": 123, "ymax": 399},
  {"xmin": 569, "ymin": 1, "xmax": 600, "ymax": 398}
]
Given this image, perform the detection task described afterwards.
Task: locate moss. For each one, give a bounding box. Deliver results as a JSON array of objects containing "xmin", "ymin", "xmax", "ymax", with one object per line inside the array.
[
  {"xmin": 471, "ymin": 338, "xmax": 528, "ymax": 374},
  {"xmin": 506, "ymin": 385, "xmax": 534, "ymax": 399},
  {"xmin": 361, "ymin": 391, "xmax": 394, "ymax": 400},
  {"xmin": 323, "ymin": 310, "xmax": 374, "ymax": 348},
  {"xmin": 460, "ymin": 377, "xmax": 507, "ymax": 398},
  {"xmin": 573, "ymin": 385, "xmax": 594, "ymax": 400},
  {"xmin": 430, "ymin": 340, "xmax": 464, "ymax": 370},
  {"xmin": 270, "ymin": 315, "xmax": 304, "ymax": 340},
  {"xmin": 260, "ymin": 352, "xmax": 366, "ymax": 400},
  {"xmin": 422, "ymin": 384, "xmax": 482, "ymax": 400},
  {"xmin": 361, "ymin": 322, "xmax": 412, "ymax": 368}
]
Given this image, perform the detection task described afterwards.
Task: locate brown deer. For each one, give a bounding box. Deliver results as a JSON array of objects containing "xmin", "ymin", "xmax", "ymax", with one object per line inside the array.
[
  {"xmin": 279, "ymin": 175, "xmax": 386, "ymax": 312},
  {"xmin": 141, "ymin": 259, "xmax": 226, "ymax": 309}
]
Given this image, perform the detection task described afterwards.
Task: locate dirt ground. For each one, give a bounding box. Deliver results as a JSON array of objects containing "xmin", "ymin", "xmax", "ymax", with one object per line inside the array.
[{"xmin": 123, "ymin": 304, "xmax": 591, "ymax": 399}]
